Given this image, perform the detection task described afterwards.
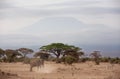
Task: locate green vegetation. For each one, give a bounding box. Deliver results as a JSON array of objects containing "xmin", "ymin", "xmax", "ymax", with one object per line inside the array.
[
  {"xmin": 0, "ymin": 43, "xmax": 120, "ymax": 65},
  {"xmin": 64, "ymin": 55, "xmax": 77, "ymax": 65},
  {"xmin": 5, "ymin": 49, "xmax": 22, "ymax": 62},
  {"xmin": 90, "ymin": 51, "xmax": 101, "ymax": 65},
  {"xmin": 16, "ymin": 48, "xmax": 34, "ymax": 63},
  {"xmin": 17, "ymin": 48, "xmax": 33, "ymax": 58},
  {"xmin": 34, "ymin": 51, "xmax": 49, "ymax": 60},
  {"xmin": 40, "ymin": 43, "xmax": 84, "ymax": 63},
  {"xmin": 100, "ymin": 57, "xmax": 120, "ymax": 64},
  {"xmin": 0, "ymin": 48, "xmax": 5, "ymax": 58}
]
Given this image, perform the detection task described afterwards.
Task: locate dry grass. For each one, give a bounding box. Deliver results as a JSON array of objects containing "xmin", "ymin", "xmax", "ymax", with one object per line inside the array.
[{"xmin": 0, "ymin": 61, "xmax": 120, "ymax": 79}]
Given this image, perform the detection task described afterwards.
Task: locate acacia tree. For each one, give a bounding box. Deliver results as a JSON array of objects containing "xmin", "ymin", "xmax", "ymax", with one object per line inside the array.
[
  {"xmin": 17, "ymin": 48, "xmax": 34, "ymax": 58},
  {"xmin": 40, "ymin": 43, "xmax": 66, "ymax": 59},
  {"xmin": 0, "ymin": 48, "xmax": 5, "ymax": 58},
  {"xmin": 40, "ymin": 43, "xmax": 83, "ymax": 63},
  {"xmin": 34, "ymin": 50, "xmax": 50, "ymax": 60},
  {"xmin": 63, "ymin": 45, "xmax": 84, "ymax": 57},
  {"xmin": 5, "ymin": 49, "xmax": 21, "ymax": 62},
  {"xmin": 90, "ymin": 51, "xmax": 101, "ymax": 65},
  {"xmin": 63, "ymin": 46, "xmax": 84, "ymax": 64}
]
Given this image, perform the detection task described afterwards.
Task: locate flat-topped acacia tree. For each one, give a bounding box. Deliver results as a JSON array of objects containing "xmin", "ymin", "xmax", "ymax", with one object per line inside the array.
[
  {"xmin": 17, "ymin": 48, "xmax": 34, "ymax": 58},
  {"xmin": 40, "ymin": 43, "xmax": 66, "ymax": 59},
  {"xmin": 34, "ymin": 51, "xmax": 50, "ymax": 60},
  {"xmin": 40, "ymin": 43, "xmax": 84, "ymax": 63},
  {"xmin": 5, "ymin": 49, "xmax": 22, "ymax": 62}
]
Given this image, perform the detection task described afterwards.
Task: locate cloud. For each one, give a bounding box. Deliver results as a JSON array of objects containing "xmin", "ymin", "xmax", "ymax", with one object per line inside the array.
[
  {"xmin": 0, "ymin": 17, "xmax": 119, "ymax": 46},
  {"xmin": 0, "ymin": 0, "xmax": 120, "ymax": 50},
  {"xmin": 1, "ymin": 0, "xmax": 120, "ymax": 17},
  {"xmin": 0, "ymin": 0, "xmax": 120, "ymax": 35},
  {"xmin": 0, "ymin": 0, "xmax": 14, "ymax": 9},
  {"xmin": 0, "ymin": 17, "xmax": 41, "ymax": 34}
]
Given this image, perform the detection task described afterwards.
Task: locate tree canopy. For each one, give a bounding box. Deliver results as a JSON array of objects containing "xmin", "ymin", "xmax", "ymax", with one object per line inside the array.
[
  {"xmin": 40, "ymin": 43, "xmax": 66, "ymax": 58},
  {"xmin": 0, "ymin": 48, "xmax": 5, "ymax": 58},
  {"xmin": 17, "ymin": 48, "xmax": 34, "ymax": 58},
  {"xmin": 40, "ymin": 43, "xmax": 83, "ymax": 59},
  {"xmin": 90, "ymin": 51, "xmax": 101, "ymax": 65},
  {"xmin": 5, "ymin": 49, "xmax": 22, "ymax": 62},
  {"xmin": 90, "ymin": 51, "xmax": 101, "ymax": 58},
  {"xmin": 34, "ymin": 50, "xmax": 50, "ymax": 60}
]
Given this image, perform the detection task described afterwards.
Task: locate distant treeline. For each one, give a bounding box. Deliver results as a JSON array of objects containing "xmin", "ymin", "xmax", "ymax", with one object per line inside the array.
[{"xmin": 0, "ymin": 43, "xmax": 120, "ymax": 65}]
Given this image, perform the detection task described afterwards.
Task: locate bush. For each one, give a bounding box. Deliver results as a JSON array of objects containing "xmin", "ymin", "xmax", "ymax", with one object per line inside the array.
[
  {"xmin": 23, "ymin": 58, "xmax": 30, "ymax": 64},
  {"xmin": 100, "ymin": 57, "xmax": 110, "ymax": 62},
  {"xmin": 14, "ymin": 57, "xmax": 24, "ymax": 62},
  {"xmin": 109, "ymin": 57, "xmax": 120, "ymax": 64},
  {"xmin": 60, "ymin": 57, "xmax": 65, "ymax": 63},
  {"xmin": 79, "ymin": 57, "xmax": 90, "ymax": 63},
  {"xmin": 0, "ymin": 59, "xmax": 2, "ymax": 62},
  {"xmin": 64, "ymin": 55, "xmax": 77, "ymax": 65},
  {"xmin": 2, "ymin": 57, "xmax": 7, "ymax": 62},
  {"xmin": 95, "ymin": 59, "xmax": 100, "ymax": 65}
]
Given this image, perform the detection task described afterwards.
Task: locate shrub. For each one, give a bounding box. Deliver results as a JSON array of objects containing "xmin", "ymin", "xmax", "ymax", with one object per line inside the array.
[
  {"xmin": 79, "ymin": 57, "xmax": 90, "ymax": 63},
  {"xmin": 109, "ymin": 57, "xmax": 120, "ymax": 64},
  {"xmin": 60, "ymin": 57, "xmax": 65, "ymax": 63},
  {"xmin": 0, "ymin": 59, "xmax": 3, "ymax": 62},
  {"xmin": 95, "ymin": 59, "xmax": 100, "ymax": 65},
  {"xmin": 14, "ymin": 57, "xmax": 24, "ymax": 62},
  {"xmin": 23, "ymin": 58, "xmax": 30, "ymax": 64},
  {"xmin": 100, "ymin": 57, "xmax": 109, "ymax": 62},
  {"xmin": 90, "ymin": 51, "xmax": 101, "ymax": 65},
  {"xmin": 64, "ymin": 55, "xmax": 77, "ymax": 65}
]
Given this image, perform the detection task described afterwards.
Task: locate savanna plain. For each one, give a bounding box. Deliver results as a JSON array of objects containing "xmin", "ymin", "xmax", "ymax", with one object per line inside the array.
[{"xmin": 0, "ymin": 61, "xmax": 120, "ymax": 79}]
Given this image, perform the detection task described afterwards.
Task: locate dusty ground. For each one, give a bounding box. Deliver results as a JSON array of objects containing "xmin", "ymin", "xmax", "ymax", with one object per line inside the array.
[{"xmin": 0, "ymin": 61, "xmax": 120, "ymax": 79}]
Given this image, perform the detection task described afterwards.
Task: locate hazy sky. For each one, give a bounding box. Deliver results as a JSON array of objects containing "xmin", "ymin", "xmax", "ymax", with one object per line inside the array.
[{"xmin": 0, "ymin": 0, "xmax": 120, "ymax": 56}]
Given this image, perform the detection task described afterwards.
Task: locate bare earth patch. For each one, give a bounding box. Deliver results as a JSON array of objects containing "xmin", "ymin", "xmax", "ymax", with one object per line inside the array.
[{"xmin": 0, "ymin": 61, "xmax": 120, "ymax": 79}]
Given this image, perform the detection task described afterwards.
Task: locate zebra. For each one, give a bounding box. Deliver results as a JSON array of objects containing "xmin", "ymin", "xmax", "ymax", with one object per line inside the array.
[{"xmin": 29, "ymin": 58, "xmax": 44, "ymax": 72}]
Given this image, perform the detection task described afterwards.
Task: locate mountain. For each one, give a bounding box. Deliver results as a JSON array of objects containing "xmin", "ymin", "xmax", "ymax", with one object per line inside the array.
[{"xmin": 20, "ymin": 17, "xmax": 84, "ymax": 34}]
